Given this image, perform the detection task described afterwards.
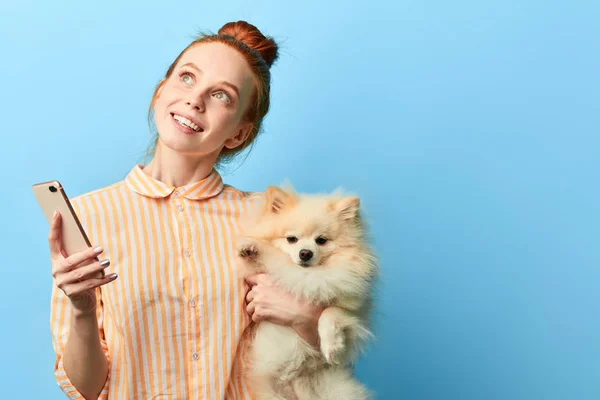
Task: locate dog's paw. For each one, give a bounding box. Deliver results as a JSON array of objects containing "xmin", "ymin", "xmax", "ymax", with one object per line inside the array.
[
  {"xmin": 238, "ymin": 244, "xmax": 258, "ymax": 258},
  {"xmin": 319, "ymin": 321, "xmax": 346, "ymax": 365},
  {"xmin": 237, "ymin": 239, "xmax": 259, "ymax": 260}
]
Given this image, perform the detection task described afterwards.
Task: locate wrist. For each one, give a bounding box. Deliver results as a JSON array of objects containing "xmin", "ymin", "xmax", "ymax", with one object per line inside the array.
[
  {"xmin": 71, "ymin": 308, "xmax": 99, "ymax": 336},
  {"xmin": 291, "ymin": 312, "xmax": 319, "ymax": 331},
  {"xmin": 72, "ymin": 307, "xmax": 97, "ymax": 320},
  {"xmin": 292, "ymin": 312, "xmax": 321, "ymax": 348},
  {"xmin": 69, "ymin": 291, "xmax": 98, "ymax": 316}
]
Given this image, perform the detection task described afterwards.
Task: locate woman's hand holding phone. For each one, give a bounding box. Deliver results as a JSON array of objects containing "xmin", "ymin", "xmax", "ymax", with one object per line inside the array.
[{"xmin": 48, "ymin": 211, "xmax": 117, "ymax": 314}]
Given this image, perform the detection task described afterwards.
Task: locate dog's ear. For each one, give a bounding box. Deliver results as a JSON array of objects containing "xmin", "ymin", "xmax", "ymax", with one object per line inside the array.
[
  {"xmin": 279, "ymin": 179, "xmax": 297, "ymax": 195},
  {"xmin": 264, "ymin": 186, "xmax": 296, "ymax": 214},
  {"xmin": 333, "ymin": 196, "xmax": 360, "ymax": 220}
]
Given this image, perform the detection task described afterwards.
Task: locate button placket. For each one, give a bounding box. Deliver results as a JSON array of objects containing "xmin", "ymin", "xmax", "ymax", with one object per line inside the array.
[{"xmin": 173, "ymin": 189, "xmax": 185, "ymax": 212}]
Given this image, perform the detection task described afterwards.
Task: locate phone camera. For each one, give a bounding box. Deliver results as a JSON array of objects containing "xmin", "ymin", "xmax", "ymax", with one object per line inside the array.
[{"xmin": 49, "ymin": 186, "xmax": 57, "ymax": 193}]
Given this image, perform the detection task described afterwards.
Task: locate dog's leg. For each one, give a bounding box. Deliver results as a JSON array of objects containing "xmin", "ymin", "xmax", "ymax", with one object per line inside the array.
[
  {"xmin": 235, "ymin": 237, "xmax": 266, "ymax": 278},
  {"xmin": 249, "ymin": 374, "xmax": 291, "ymax": 400},
  {"xmin": 292, "ymin": 367, "xmax": 369, "ymax": 400},
  {"xmin": 318, "ymin": 307, "xmax": 371, "ymax": 365},
  {"xmin": 315, "ymin": 366, "xmax": 371, "ymax": 400},
  {"xmin": 237, "ymin": 237, "xmax": 260, "ymax": 261}
]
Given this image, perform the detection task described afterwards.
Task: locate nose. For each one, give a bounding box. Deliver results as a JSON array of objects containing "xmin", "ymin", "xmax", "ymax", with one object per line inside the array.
[
  {"xmin": 186, "ymin": 98, "xmax": 205, "ymax": 112},
  {"xmin": 186, "ymin": 87, "xmax": 206, "ymax": 112},
  {"xmin": 299, "ymin": 249, "xmax": 313, "ymax": 262}
]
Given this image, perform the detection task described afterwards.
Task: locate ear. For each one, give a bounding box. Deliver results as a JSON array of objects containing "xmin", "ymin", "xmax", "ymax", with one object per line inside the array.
[
  {"xmin": 224, "ymin": 122, "xmax": 254, "ymax": 149},
  {"xmin": 279, "ymin": 179, "xmax": 297, "ymax": 195},
  {"xmin": 264, "ymin": 186, "xmax": 296, "ymax": 214},
  {"xmin": 331, "ymin": 187, "xmax": 345, "ymax": 197},
  {"xmin": 333, "ymin": 196, "xmax": 360, "ymax": 220},
  {"xmin": 151, "ymin": 79, "xmax": 166, "ymax": 107}
]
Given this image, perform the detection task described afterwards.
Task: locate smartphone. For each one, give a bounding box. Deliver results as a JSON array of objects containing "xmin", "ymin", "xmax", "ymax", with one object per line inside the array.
[{"xmin": 32, "ymin": 180, "xmax": 104, "ymax": 277}]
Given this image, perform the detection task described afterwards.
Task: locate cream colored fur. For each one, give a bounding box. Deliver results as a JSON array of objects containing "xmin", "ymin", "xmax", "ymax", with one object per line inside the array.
[{"xmin": 235, "ymin": 186, "xmax": 378, "ymax": 400}]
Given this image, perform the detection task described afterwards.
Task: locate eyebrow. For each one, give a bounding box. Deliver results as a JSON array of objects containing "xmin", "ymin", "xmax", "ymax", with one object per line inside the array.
[{"xmin": 180, "ymin": 62, "xmax": 240, "ymax": 97}]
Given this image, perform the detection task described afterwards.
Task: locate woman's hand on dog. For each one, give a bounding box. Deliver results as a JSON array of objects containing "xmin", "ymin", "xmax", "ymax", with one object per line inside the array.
[{"xmin": 245, "ymin": 273, "xmax": 324, "ymax": 347}]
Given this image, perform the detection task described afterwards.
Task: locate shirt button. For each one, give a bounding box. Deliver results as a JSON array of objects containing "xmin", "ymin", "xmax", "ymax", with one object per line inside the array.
[
  {"xmin": 189, "ymin": 300, "xmax": 196, "ymax": 308},
  {"xmin": 183, "ymin": 250, "xmax": 191, "ymax": 258},
  {"xmin": 176, "ymin": 204, "xmax": 184, "ymax": 211},
  {"xmin": 173, "ymin": 190, "xmax": 180, "ymax": 197},
  {"xmin": 192, "ymin": 352, "xmax": 199, "ymax": 361}
]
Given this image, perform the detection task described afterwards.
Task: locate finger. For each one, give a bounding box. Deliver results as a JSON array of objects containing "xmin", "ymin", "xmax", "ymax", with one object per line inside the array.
[
  {"xmin": 61, "ymin": 273, "xmax": 118, "ymax": 297},
  {"xmin": 257, "ymin": 273, "xmax": 273, "ymax": 286},
  {"xmin": 252, "ymin": 306, "xmax": 268, "ymax": 323},
  {"xmin": 244, "ymin": 274, "xmax": 258, "ymax": 286},
  {"xmin": 245, "ymin": 273, "xmax": 268, "ymax": 287},
  {"xmin": 61, "ymin": 259, "xmax": 111, "ymax": 285},
  {"xmin": 246, "ymin": 288, "xmax": 255, "ymax": 304},
  {"xmin": 56, "ymin": 246, "xmax": 105, "ymax": 274},
  {"xmin": 246, "ymin": 300, "xmax": 255, "ymax": 317},
  {"xmin": 47, "ymin": 211, "xmax": 63, "ymax": 258}
]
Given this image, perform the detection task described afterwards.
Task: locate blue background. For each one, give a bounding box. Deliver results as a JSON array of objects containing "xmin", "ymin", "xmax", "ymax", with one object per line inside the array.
[{"xmin": 1, "ymin": 1, "xmax": 599, "ymax": 399}]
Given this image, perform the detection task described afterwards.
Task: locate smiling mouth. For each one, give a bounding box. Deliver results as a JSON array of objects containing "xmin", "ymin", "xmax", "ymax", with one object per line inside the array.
[{"xmin": 171, "ymin": 113, "xmax": 204, "ymax": 132}]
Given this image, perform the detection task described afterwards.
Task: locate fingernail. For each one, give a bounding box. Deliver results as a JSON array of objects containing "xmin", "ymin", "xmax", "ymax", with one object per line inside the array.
[
  {"xmin": 93, "ymin": 246, "xmax": 104, "ymax": 254},
  {"xmin": 53, "ymin": 211, "xmax": 58, "ymax": 219},
  {"xmin": 100, "ymin": 259, "xmax": 110, "ymax": 268},
  {"xmin": 109, "ymin": 273, "xmax": 118, "ymax": 280}
]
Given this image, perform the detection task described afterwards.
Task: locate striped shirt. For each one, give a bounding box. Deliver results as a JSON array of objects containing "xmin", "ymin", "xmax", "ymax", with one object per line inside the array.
[{"xmin": 50, "ymin": 164, "xmax": 261, "ymax": 400}]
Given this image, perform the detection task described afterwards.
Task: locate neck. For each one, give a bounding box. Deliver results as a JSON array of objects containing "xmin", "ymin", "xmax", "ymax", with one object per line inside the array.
[{"xmin": 143, "ymin": 141, "xmax": 218, "ymax": 187}]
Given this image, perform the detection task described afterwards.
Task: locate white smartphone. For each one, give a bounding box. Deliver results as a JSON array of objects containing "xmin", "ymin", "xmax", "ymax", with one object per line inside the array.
[{"xmin": 32, "ymin": 180, "xmax": 104, "ymax": 277}]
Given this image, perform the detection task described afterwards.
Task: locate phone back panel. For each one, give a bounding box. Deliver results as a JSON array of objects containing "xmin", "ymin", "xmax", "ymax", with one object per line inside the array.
[{"xmin": 32, "ymin": 181, "xmax": 92, "ymax": 257}]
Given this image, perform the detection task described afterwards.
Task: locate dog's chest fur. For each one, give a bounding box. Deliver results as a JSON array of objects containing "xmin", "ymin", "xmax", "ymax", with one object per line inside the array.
[{"xmin": 251, "ymin": 321, "xmax": 324, "ymax": 382}]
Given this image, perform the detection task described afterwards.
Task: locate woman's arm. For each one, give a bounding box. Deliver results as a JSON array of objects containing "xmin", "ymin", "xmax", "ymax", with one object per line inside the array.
[
  {"xmin": 49, "ymin": 212, "xmax": 114, "ymax": 399},
  {"xmin": 62, "ymin": 309, "xmax": 109, "ymax": 400}
]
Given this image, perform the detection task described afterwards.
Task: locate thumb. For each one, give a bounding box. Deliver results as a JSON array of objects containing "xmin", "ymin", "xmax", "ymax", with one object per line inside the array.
[
  {"xmin": 245, "ymin": 273, "xmax": 266, "ymax": 287},
  {"xmin": 47, "ymin": 211, "xmax": 64, "ymax": 259}
]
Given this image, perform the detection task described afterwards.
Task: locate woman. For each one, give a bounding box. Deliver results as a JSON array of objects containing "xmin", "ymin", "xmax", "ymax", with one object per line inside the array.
[{"xmin": 48, "ymin": 20, "xmax": 322, "ymax": 400}]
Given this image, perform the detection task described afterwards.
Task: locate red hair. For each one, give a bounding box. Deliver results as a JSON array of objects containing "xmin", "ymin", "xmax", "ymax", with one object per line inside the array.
[{"xmin": 148, "ymin": 21, "xmax": 279, "ymax": 164}]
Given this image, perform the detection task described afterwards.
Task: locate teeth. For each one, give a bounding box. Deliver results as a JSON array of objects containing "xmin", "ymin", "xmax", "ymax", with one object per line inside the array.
[{"xmin": 174, "ymin": 114, "xmax": 200, "ymax": 131}]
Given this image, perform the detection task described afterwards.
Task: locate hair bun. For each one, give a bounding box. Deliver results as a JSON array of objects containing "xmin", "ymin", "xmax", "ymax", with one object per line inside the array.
[{"xmin": 218, "ymin": 21, "xmax": 279, "ymax": 68}]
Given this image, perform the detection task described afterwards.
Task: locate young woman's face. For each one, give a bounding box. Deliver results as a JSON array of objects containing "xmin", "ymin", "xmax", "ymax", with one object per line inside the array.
[{"xmin": 153, "ymin": 42, "xmax": 255, "ymax": 158}]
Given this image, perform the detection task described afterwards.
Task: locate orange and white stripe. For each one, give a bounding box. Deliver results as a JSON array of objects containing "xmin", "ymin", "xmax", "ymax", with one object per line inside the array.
[{"xmin": 50, "ymin": 164, "xmax": 262, "ymax": 399}]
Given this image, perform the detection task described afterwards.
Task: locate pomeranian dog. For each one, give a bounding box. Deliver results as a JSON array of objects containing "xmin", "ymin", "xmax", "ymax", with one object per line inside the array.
[{"xmin": 235, "ymin": 185, "xmax": 378, "ymax": 400}]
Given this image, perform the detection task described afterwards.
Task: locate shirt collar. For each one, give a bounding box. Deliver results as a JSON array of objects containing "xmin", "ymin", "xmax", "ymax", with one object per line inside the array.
[{"xmin": 125, "ymin": 164, "xmax": 224, "ymax": 200}]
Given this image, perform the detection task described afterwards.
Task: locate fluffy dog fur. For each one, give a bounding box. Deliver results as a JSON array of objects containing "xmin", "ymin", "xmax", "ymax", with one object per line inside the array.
[{"xmin": 235, "ymin": 186, "xmax": 378, "ymax": 400}]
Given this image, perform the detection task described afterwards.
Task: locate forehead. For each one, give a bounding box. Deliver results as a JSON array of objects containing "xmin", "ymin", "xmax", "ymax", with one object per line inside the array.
[
  {"xmin": 286, "ymin": 200, "xmax": 334, "ymax": 235},
  {"xmin": 176, "ymin": 42, "xmax": 254, "ymax": 91}
]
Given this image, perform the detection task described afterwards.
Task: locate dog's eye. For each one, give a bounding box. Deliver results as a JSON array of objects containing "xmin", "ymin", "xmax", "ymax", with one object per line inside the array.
[
  {"xmin": 287, "ymin": 236, "xmax": 298, "ymax": 244},
  {"xmin": 315, "ymin": 236, "xmax": 328, "ymax": 245}
]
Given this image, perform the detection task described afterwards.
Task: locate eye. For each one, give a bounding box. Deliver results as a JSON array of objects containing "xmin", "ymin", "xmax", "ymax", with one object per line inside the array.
[
  {"xmin": 180, "ymin": 72, "xmax": 194, "ymax": 86},
  {"xmin": 315, "ymin": 236, "xmax": 328, "ymax": 245},
  {"xmin": 286, "ymin": 236, "xmax": 298, "ymax": 244},
  {"xmin": 213, "ymin": 91, "xmax": 231, "ymax": 104}
]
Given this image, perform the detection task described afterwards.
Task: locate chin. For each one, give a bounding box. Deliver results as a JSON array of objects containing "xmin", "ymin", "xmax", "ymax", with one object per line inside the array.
[
  {"xmin": 234, "ymin": 185, "xmax": 379, "ymax": 400},
  {"xmin": 156, "ymin": 133, "xmax": 201, "ymax": 155}
]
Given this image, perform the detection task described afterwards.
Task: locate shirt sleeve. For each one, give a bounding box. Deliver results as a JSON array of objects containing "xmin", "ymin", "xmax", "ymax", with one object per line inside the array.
[{"xmin": 50, "ymin": 284, "xmax": 111, "ymax": 399}]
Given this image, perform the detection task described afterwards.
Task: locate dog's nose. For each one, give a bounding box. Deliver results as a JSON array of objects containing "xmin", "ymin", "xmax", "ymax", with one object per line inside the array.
[{"xmin": 299, "ymin": 249, "xmax": 313, "ymax": 262}]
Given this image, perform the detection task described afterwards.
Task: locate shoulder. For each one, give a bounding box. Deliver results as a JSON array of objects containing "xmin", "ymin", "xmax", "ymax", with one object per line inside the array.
[
  {"xmin": 221, "ymin": 184, "xmax": 264, "ymax": 204},
  {"xmin": 71, "ymin": 179, "xmax": 127, "ymax": 204},
  {"xmin": 69, "ymin": 178, "xmax": 128, "ymax": 215},
  {"xmin": 217, "ymin": 185, "xmax": 266, "ymax": 220}
]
